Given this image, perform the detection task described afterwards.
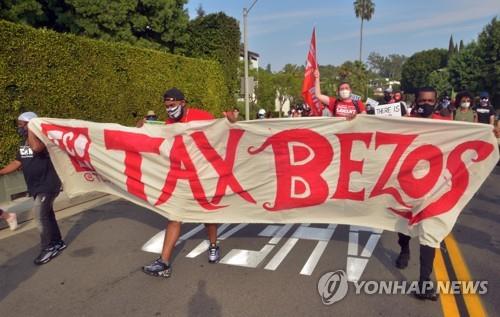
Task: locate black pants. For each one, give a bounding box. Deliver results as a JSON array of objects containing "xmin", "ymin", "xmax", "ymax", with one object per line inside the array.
[
  {"xmin": 33, "ymin": 192, "xmax": 62, "ymax": 249},
  {"xmin": 398, "ymin": 233, "xmax": 436, "ymax": 281}
]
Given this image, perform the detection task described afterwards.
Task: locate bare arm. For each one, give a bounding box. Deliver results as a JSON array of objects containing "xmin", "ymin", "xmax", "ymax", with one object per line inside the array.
[
  {"xmin": 314, "ymin": 69, "xmax": 331, "ymax": 105},
  {"xmin": 490, "ymin": 114, "xmax": 495, "ymax": 126},
  {"xmin": 0, "ymin": 160, "xmax": 22, "ymax": 175},
  {"xmin": 27, "ymin": 128, "xmax": 46, "ymax": 153}
]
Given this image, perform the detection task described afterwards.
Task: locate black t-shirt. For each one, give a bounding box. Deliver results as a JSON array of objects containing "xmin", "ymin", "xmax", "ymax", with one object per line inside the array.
[
  {"xmin": 16, "ymin": 143, "xmax": 61, "ymax": 196},
  {"xmin": 474, "ymin": 105, "xmax": 495, "ymax": 124}
]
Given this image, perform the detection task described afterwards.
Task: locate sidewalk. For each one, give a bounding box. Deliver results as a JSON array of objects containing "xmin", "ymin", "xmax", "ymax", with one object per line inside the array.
[{"xmin": 0, "ymin": 191, "xmax": 119, "ymax": 234}]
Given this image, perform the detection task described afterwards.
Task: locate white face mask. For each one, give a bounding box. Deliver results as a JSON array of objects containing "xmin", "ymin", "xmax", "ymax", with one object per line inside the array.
[
  {"xmin": 339, "ymin": 89, "xmax": 351, "ymax": 99},
  {"xmin": 460, "ymin": 102, "xmax": 470, "ymax": 109}
]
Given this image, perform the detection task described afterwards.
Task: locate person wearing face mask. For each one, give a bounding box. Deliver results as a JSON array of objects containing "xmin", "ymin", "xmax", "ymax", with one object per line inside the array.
[
  {"xmin": 473, "ymin": 92, "xmax": 495, "ymax": 126},
  {"xmin": 141, "ymin": 87, "xmax": 225, "ymax": 278},
  {"xmin": 393, "ymin": 90, "xmax": 409, "ymax": 117},
  {"xmin": 397, "ymin": 86, "xmax": 444, "ymax": 301},
  {"xmin": 410, "ymin": 87, "xmax": 440, "ymax": 119},
  {"xmin": 314, "ymin": 69, "xmax": 366, "ymax": 119},
  {"xmin": 0, "ymin": 112, "xmax": 65, "ymax": 265},
  {"xmin": 453, "ymin": 91, "xmax": 476, "ymax": 123}
]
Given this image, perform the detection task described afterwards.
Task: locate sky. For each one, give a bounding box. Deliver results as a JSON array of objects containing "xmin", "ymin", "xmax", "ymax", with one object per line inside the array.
[{"xmin": 185, "ymin": 0, "xmax": 500, "ymax": 72}]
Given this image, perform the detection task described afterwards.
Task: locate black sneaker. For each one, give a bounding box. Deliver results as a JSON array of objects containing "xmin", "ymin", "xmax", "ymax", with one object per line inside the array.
[
  {"xmin": 54, "ymin": 240, "xmax": 67, "ymax": 252},
  {"xmin": 142, "ymin": 258, "xmax": 172, "ymax": 278},
  {"xmin": 414, "ymin": 280, "xmax": 439, "ymax": 301},
  {"xmin": 208, "ymin": 244, "xmax": 220, "ymax": 263},
  {"xmin": 395, "ymin": 251, "xmax": 410, "ymax": 269},
  {"xmin": 34, "ymin": 245, "xmax": 60, "ymax": 265}
]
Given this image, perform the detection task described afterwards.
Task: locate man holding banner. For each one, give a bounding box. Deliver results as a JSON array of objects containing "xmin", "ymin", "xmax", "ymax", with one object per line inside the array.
[
  {"xmin": 396, "ymin": 86, "xmax": 441, "ymax": 301},
  {"xmin": 140, "ymin": 88, "xmax": 222, "ymax": 278}
]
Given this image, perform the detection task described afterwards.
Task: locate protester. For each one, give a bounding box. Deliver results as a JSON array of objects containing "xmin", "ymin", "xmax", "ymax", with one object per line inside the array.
[
  {"xmin": 393, "ymin": 91, "xmax": 409, "ymax": 117},
  {"xmin": 140, "ymin": 88, "xmax": 225, "ymax": 278},
  {"xmin": 257, "ymin": 108, "xmax": 266, "ymax": 119},
  {"xmin": 453, "ymin": 91, "xmax": 476, "ymax": 123},
  {"xmin": 0, "ymin": 208, "xmax": 18, "ymax": 231},
  {"xmin": 145, "ymin": 110, "xmax": 158, "ymax": 121},
  {"xmin": 397, "ymin": 87, "xmax": 440, "ymax": 301},
  {"xmin": 431, "ymin": 94, "xmax": 454, "ymax": 120},
  {"xmin": 410, "ymin": 88, "xmax": 445, "ymax": 120},
  {"xmin": 474, "ymin": 91, "xmax": 495, "ymax": 126},
  {"xmin": 383, "ymin": 87, "xmax": 395, "ymax": 104},
  {"xmin": 314, "ymin": 70, "xmax": 366, "ymax": 119},
  {"xmin": 0, "ymin": 112, "xmax": 65, "ymax": 265},
  {"xmin": 232, "ymin": 107, "xmax": 240, "ymax": 121}
]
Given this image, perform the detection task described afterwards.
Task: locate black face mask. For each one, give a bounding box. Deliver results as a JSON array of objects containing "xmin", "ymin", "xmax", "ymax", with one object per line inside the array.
[
  {"xmin": 416, "ymin": 103, "xmax": 435, "ymax": 117},
  {"xmin": 17, "ymin": 127, "xmax": 27, "ymax": 138}
]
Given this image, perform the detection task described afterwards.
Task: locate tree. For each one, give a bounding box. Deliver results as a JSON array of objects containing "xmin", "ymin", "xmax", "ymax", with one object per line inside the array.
[
  {"xmin": 448, "ymin": 43, "xmax": 483, "ymax": 94},
  {"xmin": 186, "ymin": 12, "xmax": 241, "ymax": 102},
  {"xmin": 353, "ymin": 0, "xmax": 375, "ymax": 62},
  {"xmin": 459, "ymin": 40, "xmax": 464, "ymax": 52},
  {"xmin": 401, "ymin": 49, "xmax": 448, "ymax": 93},
  {"xmin": 427, "ymin": 69, "xmax": 452, "ymax": 97},
  {"xmin": 367, "ymin": 51, "xmax": 407, "ymax": 79},
  {"xmin": 196, "ymin": 3, "xmax": 205, "ymax": 18},
  {"xmin": 448, "ymin": 35, "xmax": 455, "ymax": 57},
  {"xmin": 448, "ymin": 18, "xmax": 500, "ymax": 97},
  {"xmin": 0, "ymin": 0, "xmax": 191, "ymax": 53},
  {"xmin": 274, "ymin": 64, "xmax": 303, "ymax": 116}
]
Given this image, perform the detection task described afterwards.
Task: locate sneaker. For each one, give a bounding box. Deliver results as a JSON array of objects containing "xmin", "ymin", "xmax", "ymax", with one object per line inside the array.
[
  {"xmin": 414, "ymin": 280, "xmax": 439, "ymax": 301},
  {"xmin": 208, "ymin": 244, "xmax": 220, "ymax": 263},
  {"xmin": 54, "ymin": 240, "xmax": 67, "ymax": 252},
  {"xmin": 6, "ymin": 213, "xmax": 18, "ymax": 231},
  {"xmin": 395, "ymin": 251, "xmax": 410, "ymax": 269},
  {"xmin": 142, "ymin": 258, "xmax": 172, "ymax": 278},
  {"xmin": 34, "ymin": 245, "xmax": 60, "ymax": 265}
]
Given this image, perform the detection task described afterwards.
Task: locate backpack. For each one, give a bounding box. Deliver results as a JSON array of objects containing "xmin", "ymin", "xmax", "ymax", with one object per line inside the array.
[{"xmin": 333, "ymin": 99, "xmax": 361, "ymax": 116}]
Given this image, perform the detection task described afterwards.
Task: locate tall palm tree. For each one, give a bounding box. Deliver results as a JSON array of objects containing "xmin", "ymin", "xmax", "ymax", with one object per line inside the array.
[{"xmin": 354, "ymin": 0, "xmax": 375, "ymax": 62}]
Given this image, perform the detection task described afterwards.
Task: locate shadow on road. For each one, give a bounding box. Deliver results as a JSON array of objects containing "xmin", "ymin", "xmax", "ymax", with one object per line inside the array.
[{"xmin": 188, "ymin": 280, "xmax": 222, "ymax": 317}]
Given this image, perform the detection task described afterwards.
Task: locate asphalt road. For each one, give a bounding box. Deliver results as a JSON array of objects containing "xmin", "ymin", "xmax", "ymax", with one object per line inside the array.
[{"xmin": 1, "ymin": 166, "xmax": 499, "ymax": 317}]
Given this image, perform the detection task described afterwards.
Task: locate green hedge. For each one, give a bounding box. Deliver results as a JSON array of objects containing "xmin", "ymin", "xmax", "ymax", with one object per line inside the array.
[{"xmin": 0, "ymin": 20, "xmax": 230, "ymax": 166}]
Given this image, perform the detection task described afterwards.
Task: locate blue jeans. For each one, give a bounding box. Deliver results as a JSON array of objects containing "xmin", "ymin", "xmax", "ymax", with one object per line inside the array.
[{"xmin": 33, "ymin": 193, "xmax": 62, "ymax": 249}]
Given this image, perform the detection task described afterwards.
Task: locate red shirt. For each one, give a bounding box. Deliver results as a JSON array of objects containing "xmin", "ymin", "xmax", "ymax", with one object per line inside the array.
[
  {"xmin": 165, "ymin": 108, "xmax": 214, "ymax": 124},
  {"xmin": 328, "ymin": 97, "xmax": 366, "ymax": 117}
]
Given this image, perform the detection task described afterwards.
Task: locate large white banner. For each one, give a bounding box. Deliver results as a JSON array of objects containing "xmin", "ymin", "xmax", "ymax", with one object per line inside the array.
[{"xmin": 29, "ymin": 116, "xmax": 499, "ymax": 247}]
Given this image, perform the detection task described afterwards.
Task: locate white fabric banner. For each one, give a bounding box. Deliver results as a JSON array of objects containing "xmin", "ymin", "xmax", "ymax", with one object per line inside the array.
[{"xmin": 29, "ymin": 116, "xmax": 499, "ymax": 247}]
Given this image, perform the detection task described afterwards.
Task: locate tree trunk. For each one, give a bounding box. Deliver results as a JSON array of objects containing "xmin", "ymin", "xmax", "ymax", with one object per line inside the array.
[{"xmin": 359, "ymin": 18, "xmax": 364, "ymax": 62}]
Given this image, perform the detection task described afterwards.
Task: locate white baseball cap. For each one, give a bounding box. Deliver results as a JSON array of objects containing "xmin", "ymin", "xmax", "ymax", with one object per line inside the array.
[{"xmin": 18, "ymin": 112, "xmax": 38, "ymax": 122}]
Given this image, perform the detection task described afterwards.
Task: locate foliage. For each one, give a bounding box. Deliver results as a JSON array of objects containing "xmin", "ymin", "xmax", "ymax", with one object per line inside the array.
[
  {"xmin": 367, "ymin": 52, "xmax": 407, "ymax": 80},
  {"xmin": 400, "ymin": 48, "xmax": 448, "ymax": 93},
  {"xmin": 0, "ymin": 20, "xmax": 229, "ymax": 165},
  {"xmin": 185, "ymin": 12, "xmax": 241, "ymax": 104},
  {"xmin": 0, "ymin": 0, "xmax": 190, "ymax": 53}
]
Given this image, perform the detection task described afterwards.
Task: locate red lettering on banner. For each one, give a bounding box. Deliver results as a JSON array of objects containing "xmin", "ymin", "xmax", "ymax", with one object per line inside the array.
[
  {"xmin": 191, "ymin": 129, "xmax": 256, "ymax": 205},
  {"xmin": 408, "ymin": 141, "xmax": 494, "ymax": 224},
  {"xmin": 369, "ymin": 132, "xmax": 417, "ymax": 208},
  {"xmin": 41, "ymin": 124, "xmax": 93, "ymax": 172},
  {"xmin": 332, "ymin": 133, "xmax": 372, "ymax": 201},
  {"xmin": 397, "ymin": 144, "xmax": 443, "ymax": 198},
  {"xmin": 155, "ymin": 135, "xmax": 221, "ymax": 210},
  {"xmin": 248, "ymin": 129, "xmax": 333, "ymax": 211},
  {"xmin": 104, "ymin": 131, "xmax": 164, "ymax": 201}
]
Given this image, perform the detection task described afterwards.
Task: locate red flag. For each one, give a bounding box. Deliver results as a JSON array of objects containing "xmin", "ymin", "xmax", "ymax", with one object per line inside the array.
[{"xmin": 302, "ymin": 28, "xmax": 322, "ymax": 116}]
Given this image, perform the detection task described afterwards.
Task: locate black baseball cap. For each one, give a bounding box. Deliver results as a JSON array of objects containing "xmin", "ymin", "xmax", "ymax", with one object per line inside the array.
[{"xmin": 163, "ymin": 87, "xmax": 185, "ymax": 101}]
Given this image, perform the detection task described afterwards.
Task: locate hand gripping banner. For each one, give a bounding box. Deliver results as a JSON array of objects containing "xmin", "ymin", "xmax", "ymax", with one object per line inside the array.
[{"xmin": 29, "ymin": 116, "xmax": 499, "ymax": 247}]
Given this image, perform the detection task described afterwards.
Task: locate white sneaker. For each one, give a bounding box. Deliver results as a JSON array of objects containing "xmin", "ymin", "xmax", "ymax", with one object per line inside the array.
[{"xmin": 6, "ymin": 213, "xmax": 18, "ymax": 231}]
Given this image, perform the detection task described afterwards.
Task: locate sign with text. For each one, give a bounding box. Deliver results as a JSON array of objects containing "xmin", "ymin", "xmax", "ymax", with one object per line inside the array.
[
  {"xmin": 374, "ymin": 102, "xmax": 402, "ymax": 117},
  {"xmin": 29, "ymin": 116, "xmax": 498, "ymax": 247}
]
